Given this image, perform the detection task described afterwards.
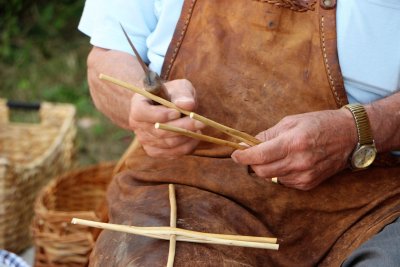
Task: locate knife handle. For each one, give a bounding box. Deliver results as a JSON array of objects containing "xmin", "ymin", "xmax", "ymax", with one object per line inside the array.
[{"xmin": 144, "ymin": 71, "xmax": 170, "ymax": 102}]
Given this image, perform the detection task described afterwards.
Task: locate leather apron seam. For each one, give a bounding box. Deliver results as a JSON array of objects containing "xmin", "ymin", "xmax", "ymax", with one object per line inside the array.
[
  {"xmin": 161, "ymin": 0, "xmax": 197, "ymax": 80},
  {"xmin": 320, "ymin": 15, "xmax": 343, "ymax": 107}
]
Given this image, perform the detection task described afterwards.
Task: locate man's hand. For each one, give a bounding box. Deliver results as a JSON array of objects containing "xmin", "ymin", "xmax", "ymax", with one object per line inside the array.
[
  {"xmin": 86, "ymin": 48, "xmax": 204, "ymax": 158},
  {"xmin": 129, "ymin": 79, "xmax": 205, "ymax": 158},
  {"xmin": 231, "ymin": 109, "xmax": 358, "ymax": 190}
]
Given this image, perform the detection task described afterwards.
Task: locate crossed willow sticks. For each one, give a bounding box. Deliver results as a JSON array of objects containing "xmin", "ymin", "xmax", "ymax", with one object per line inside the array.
[{"xmin": 72, "ymin": 185, "xmax": 279, "ymax": 267}]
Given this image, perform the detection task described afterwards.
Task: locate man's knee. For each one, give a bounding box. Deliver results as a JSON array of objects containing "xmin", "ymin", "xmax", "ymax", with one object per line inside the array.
[{"xmin": 342, "ymin": 217, "xmax": 400, "ymax": 267}]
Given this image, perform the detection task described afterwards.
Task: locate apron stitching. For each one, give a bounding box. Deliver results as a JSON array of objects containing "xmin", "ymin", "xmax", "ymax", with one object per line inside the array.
[
  {"xmin": 320, "ymin": 15, "xmax": 343, "ymax": 106},
  {"xmin": 254, "ymin": 0, "xmax": 316, "ymax": 11},
  {"xmin": 165, "ymin": 0, "xmax": 196, "ymax": 78}
]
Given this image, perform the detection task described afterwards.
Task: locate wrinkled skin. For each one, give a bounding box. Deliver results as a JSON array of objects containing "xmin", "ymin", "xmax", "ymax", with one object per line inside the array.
[{"xmin": 231, "ymin": 109, "xmax": 357, "ymax": 190}]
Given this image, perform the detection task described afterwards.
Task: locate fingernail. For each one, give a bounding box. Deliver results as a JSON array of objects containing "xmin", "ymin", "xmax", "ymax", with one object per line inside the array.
[
  {"xmin": 239, "ymin": 142, "xmax": 250, "ymax": 148},
  {"xmin": 176, "ymin": 96, "xmax": 194, "ymax": 104},
  {"xmin": 194, "ymin": 120, "xmax": 205, "ymax": 129},
  {"xmin": 168, "ymin": 111, "xmax": 180, "ymax": 120}
]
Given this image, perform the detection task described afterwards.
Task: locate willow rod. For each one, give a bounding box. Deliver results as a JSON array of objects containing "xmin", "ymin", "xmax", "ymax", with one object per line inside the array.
[
  {"xmin": 189, "ymin": 113, "xmax": 261, "ymax": 146},
  {"xmin": 71, "ymin": 218, "xmax": 277, "ymax": 243},
  {"xmin": 271, "ymin": 177, "xmax": 279, "ymax": 184},
  {"xmin": 71, "ymin": 218, "xmax": 279, "ymax": 250},
  {"xmin": 168, "ymin": 184, "xmax": 177, "ymax": 267},
  {"xmin": 155, "ymin": 123, "xmax": 247, "ymax": 150},
  {"xmin": 99, "ymin": 74, "xmax": 260, "ymax": 146}
]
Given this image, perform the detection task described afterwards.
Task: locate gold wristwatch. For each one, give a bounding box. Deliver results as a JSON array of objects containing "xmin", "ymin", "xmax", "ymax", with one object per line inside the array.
[{"xmin": 343, "ymin": 103, "xmax": 377, "ymax": 170}]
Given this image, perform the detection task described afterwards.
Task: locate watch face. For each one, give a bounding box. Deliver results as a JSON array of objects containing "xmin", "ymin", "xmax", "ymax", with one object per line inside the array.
[{"xmin": 352, "ymin": 145, "xmax": 377, "ymax": 169}]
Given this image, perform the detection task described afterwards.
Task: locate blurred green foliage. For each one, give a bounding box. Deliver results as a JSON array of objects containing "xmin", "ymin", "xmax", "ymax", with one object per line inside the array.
[
  {"xmin": 1, "ymin": 0, "xmax": 84, "ymax": 62},
  {"xmin": 0, "ymin": 0, "xmax": 89, "ymax": 107},
  {"xmin": 0, "ymin": 0, "xmax": 132, "ymax": 165}
]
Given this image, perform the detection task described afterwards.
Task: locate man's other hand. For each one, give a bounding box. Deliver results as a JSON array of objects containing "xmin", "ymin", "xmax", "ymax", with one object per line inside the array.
[{"xmin": 231, "ymin": 109, "xmax": 357, "ymax": 190}]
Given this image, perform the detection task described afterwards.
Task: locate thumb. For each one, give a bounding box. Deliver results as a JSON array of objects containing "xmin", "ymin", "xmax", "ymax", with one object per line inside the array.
[
  {"xmin": 165, "ymin": 79, "xmax": 196, "ymax": 111},
  {"xmin": 255, "ymin": 125, "xmax": 278, "ymax": 142}
]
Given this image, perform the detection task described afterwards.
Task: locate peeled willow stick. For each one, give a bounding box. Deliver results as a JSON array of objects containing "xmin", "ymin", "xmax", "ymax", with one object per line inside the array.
[
  {"xmin": 100, "ymin": 74, "xmax": 188, "ymax": 114},
  {"xmin": 168, "ymin": 184, "xmax": 177, "ymax": 267},
  {"xmin": 155, "ymin": 123, "xmax": 247, "ymax": 150},
  {"xmin": 71, "ymin": 218, "xmax": 279, "ymax": 250},
  {"xmin": 189, "ymin": 113, "xmax": 261, "ymax": 146},
  {"xmin": 271, "ymin": 177, "xmax": 279, "ymax": 184},
  {"xmin": 99, "ymin": 74, "xmax": 260, "ymax": 146},
  {"xmin": 71, "ymin": 218, "xmax": 278, "ymax": 244}
]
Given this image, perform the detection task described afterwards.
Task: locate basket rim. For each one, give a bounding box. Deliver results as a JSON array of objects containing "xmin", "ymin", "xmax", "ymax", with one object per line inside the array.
[
  {"xmin": 0, "ymin": 100, "xmax": 76, "ymax": 169},
  {"xmin": 34, "ymin": 162, "xmax": 115, "ymax": 215}
]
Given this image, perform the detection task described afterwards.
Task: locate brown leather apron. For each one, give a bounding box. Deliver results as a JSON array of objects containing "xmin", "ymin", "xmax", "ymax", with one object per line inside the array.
[{"xmin": 90, "ymin": 1, "xmax": 400, "ymax": 266}]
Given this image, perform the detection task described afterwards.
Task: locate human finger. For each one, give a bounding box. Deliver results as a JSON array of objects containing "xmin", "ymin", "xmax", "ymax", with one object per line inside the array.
[
  {"xmin": 250, "ymin": 158, "xmax": 292, "ymax": 178},
  {"xmin": 255, "ymin": 126, "xmax": 279, "ymax": 142},
  {"xmin": 146, "ymin": 116, "xmax": 205, "ymax": 140},
  {"xmin": 164, "ymin": 79, "xmax": 196, "ymax": 111},
  {"xmin": 130, "ymin": 94, "xmax": 181, "ymax": 123},
  {"xmin": 133, "ymin": 125, "xmax": 191, "ymax": 148},
  {"xmin": 136, "ymin": 118, "xmax": 204, "ymax": 149},
  {"xmin": 231, "ymin": 137, "xmax": 288, "ymax": 165},
  {"xmin": 152, "ymin": 117, "xmax": 205, "ymax": 146},
  {"xmin": 276, "ymin": 171, "xmax": 319, "ymax": 191}
]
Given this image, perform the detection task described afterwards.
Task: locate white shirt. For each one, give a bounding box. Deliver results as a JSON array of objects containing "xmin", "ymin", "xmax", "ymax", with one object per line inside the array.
[
  {"xmin": 79, "ymin": 0, "xmax": 184, "ymax": 75},
  {"xmin": 79, "ymin": 0, "xmax": 400, "ymax": 104},
  {"xmin": 337, "ymin": 0, "xmax": 400, "ymax": 103}
]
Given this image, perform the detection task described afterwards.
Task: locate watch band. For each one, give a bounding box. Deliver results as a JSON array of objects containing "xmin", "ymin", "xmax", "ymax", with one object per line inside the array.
[{"xmin": 343, "ymin": 104, "xmax": 374, "ymax": 145}]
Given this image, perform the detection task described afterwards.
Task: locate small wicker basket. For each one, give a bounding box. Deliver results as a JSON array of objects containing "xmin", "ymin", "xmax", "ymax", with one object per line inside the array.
[
  {"xmin": 0, "ymin": 99, "xmax": 76, "ymax": 253},
  {"xmin": 32, "ymin": 162, "xmax": 114, "ymax": 267}
]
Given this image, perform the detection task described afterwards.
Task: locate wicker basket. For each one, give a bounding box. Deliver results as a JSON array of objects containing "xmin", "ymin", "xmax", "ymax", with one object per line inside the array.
[
  {"xmin": 32, "ymin": 162, "xmax": 115, "ymax": 267},
  {"xmin": 0, "ymin": 99, "xmax": 76, "ymax": 253}
]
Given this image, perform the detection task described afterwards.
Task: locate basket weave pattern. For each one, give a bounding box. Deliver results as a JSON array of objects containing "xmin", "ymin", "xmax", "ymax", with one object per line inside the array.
[
  {"xmin": 0, "ymin": 99, "xmax": 76, "ymax": 253},
  {"xmin": 32, "ymin": 162, "xmax": 114, "ymax": 267}
]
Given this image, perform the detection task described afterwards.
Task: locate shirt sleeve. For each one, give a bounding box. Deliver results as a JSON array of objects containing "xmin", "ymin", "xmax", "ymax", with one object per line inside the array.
[{"xmin": 78, "ymin": 0, "xmax": 157, "ymax": 63}]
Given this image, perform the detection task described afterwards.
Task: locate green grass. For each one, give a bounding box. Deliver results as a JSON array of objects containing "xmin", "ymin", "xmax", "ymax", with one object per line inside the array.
[{"xmin": 0, "ymin": 1, "xmax": 133, "ymax": 166}]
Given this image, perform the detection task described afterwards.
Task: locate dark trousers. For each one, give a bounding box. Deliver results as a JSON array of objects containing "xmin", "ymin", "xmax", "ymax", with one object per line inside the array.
[{"xmin": 342, "ymin": 217, "xmax": 400, "ymax": 267}]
